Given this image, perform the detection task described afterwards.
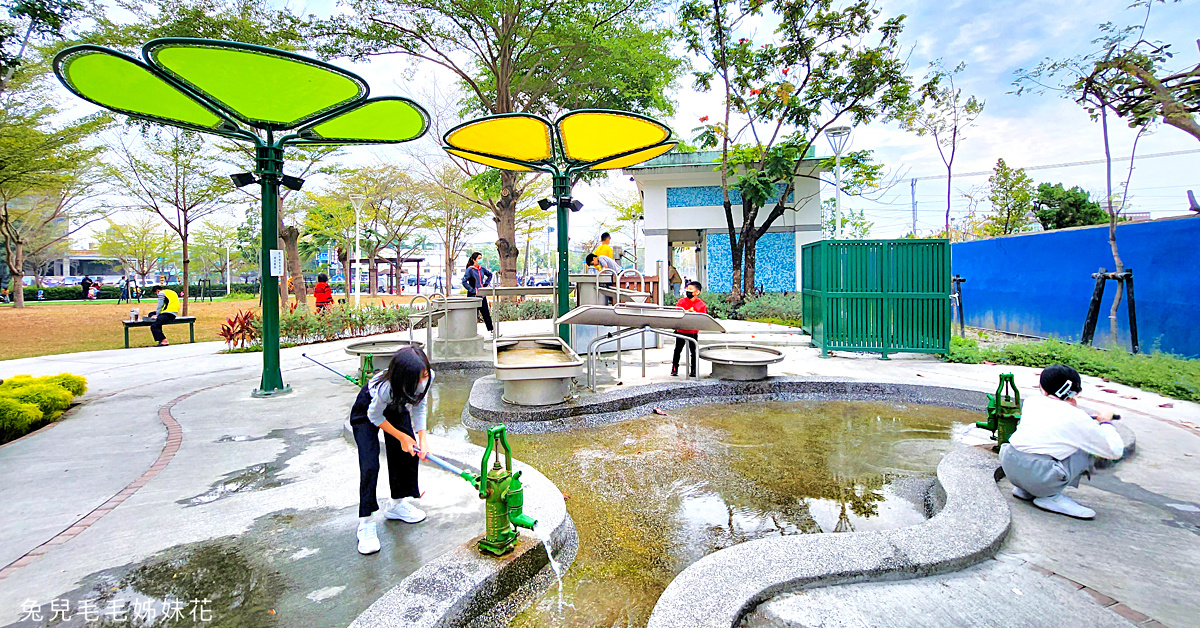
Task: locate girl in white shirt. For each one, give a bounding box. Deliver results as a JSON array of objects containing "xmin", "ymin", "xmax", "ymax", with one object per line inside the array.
[
  {"xmin": 349, "ymin": 347, "xmax": 433, "ymax": 554},
  {"xmin": 1000, "ymin": 364, "xmax": 1123, "ymax": 520}
]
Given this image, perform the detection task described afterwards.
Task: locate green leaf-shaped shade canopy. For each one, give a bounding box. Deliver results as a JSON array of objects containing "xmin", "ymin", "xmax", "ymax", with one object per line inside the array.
[
  {"xmin": 145, "ymin": 39, "xmax": 367, "ymax": 129},
  {"xmin": 54, "ymin": 47, "xmax": 233, "ymax": 134},
  {"xmin": 299, "ymin": 97, "xmax": 428, "ymax": 144}
]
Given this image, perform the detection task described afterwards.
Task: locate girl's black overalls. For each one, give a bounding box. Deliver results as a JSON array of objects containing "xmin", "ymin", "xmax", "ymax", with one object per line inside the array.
[{"xmin": 350, "ymin": 383, "xmax": 420, "ymax": 517}]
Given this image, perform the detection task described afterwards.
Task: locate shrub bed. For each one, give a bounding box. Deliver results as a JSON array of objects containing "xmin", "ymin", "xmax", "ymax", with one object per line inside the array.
[
  {"xmin": 218, "ymin": 304, "xmax": 412, "ymax": 351},
  {"xmin": 945, "ymin": 337, "xmax": 1200, "ymax": 402},
  {"xmin": 0, "ymin": 374, "xmax": 87, "ymax": 444},
  {"xmin": 663, "ymin": 291, "xmax": 803, "ymax": 327}
]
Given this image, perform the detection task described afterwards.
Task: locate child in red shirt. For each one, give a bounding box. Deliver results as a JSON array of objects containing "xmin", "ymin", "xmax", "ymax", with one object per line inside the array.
[
  {"xmin": 672, "ymin": 281, "xmax": 707, "ymax": 376},
  {"xmin": 314, "ymin": 273, "xmax": 333, "ymax": 311}
]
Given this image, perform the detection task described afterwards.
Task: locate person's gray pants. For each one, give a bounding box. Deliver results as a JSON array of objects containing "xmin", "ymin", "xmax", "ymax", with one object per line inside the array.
[{"xmin": 999, "ymin": 444, "xmax": 1094, "ymax": 498}]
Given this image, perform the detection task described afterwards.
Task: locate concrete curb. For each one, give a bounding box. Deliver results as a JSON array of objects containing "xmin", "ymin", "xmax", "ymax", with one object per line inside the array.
[
  {"xmin": 341, "ymin": 424, "xmax": 578, "ymax": 628},
  {"xmin": 646, "ymin": 446, "xmax": 1010, "ymax": 628}
]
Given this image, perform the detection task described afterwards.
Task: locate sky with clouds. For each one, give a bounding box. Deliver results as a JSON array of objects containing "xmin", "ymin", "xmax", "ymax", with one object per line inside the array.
[{"xmin": 70, "ymin": 0, "xmax": 1200, "ymax": 246}]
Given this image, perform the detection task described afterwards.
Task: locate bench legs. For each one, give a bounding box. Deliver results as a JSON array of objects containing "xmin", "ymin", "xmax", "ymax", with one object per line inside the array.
[
  {"xmin": 125, "ymin": 327, "xmax": 130, "ymax": 349},
  {"xmin": 189, "ymin": 321, "xmax": 194, "ymax": 344}
]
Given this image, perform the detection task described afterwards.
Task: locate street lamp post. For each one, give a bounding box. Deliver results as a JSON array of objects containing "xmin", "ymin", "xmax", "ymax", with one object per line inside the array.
[
  {"xmin": 825, "ymin": 126, "xmax": 852, "ymax": 239},
  {"xmin": 225, "ymin": 243, "xmax": 231, "ymax": 297},
  {"xmin": 350, "ymin": 194, "xmax": 366, "ymax": 307}
]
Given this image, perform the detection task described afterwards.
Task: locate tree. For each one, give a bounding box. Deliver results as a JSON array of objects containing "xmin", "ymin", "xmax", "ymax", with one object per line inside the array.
[
  {"xmin": 682, "ymin": 0, "xmax": 912, "ymax": 297},
  {"xmin": 515, "ymin": 203, "xmax": 551, "ymax": 281},
  {"xmin": 820, "ymin": 199, "xmax": 872, "ymax": 239},
  {"xmin": 1035, "ymin": 183, "xmax": 1108, "ymax": 230},
  {"xmin": 346, "ymin": 164, "xmax": 425, "ymax": 296},
  {"xmin": 984, "ymin": 158, "xmax": 1035, "ymax": 236},
  {"xmin": 419, "ymin": 165, "xmax": 487, "ymax": 296},
  {"xmin": 0, "ymin": 68, "xmax": 107, "ymax": 307},
  {"xmin": 77, "ymin": 0, "xmax": 303, "ymax": 50},
  {"xmin": 313, "ymin": 0, "xmax": 684, "ymax": 286},
  {"xmin": 107, "ymin": 128, "xmax": 233, "ymax": 315},
  {"xmin": 1, "ymin": 0, "xmax": 85, "ymax": 96},
  {"xmin": 895, "ymin": 61, "xmax": 984, "ymax": 236},
  {"xmin": 191, "ymin": 220, "xmax": 241, "ymax": 284},
  {"xmin": 96, "ymin": 215, "xmax": 175, "ymax": 287}
]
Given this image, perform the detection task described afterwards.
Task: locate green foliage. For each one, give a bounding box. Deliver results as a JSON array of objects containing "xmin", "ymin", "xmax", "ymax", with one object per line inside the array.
[
  {"xmin": 679, "ymin": 0, "xmax": 912, "ymax": 294},
  {"xmin": 736, "ymin": 293, "xmax": 805, "ymax": 324},
  {"xmin": 985, "ymin": 158, "xmax": 1036, "ymax": 236},
  {"xmin": 1034, "ymin": 183, "xmax": 1109, "ymax": 230},
  {"xmin": 76, "ymin": 0, "xmax": 304, "ymax": 51},
  {"xmin": 21, "ymin": 282, "xmax": 245, "ymax": 301},
  {"xmin": 226, "ymin": 305, "xmax": 412, "ymax": 350},
  {"xmin": 0, "ymin": 372, "xmax": 86, "ymax": 443},
  {"xmin": 492, "ymin": 298, "xmax": 556, "ymax": 323},
  {"xmin": 944, "ymin": 337, "xmax": 1200, "ymax": 402}
]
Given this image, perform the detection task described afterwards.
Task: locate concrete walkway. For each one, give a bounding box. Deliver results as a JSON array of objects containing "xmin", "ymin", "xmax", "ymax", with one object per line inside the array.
[
  {"xmin": 2, "ymin": 320, "xmax": 1198, "ymax": 627},
  {"xmin": 0, "ymin": 336, "xmax": 483, "ymax": 626}
]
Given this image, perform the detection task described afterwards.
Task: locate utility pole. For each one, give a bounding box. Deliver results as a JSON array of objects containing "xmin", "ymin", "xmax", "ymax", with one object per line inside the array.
[{"xmin": 911, "ymin": 178, "xmax": 918, "ymax": 235}]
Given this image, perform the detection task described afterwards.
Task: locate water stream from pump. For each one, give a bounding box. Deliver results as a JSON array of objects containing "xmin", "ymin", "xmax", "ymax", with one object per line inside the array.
[{"xmin": 533, "ymin": 523, "xmax": 565, "ymax": 612}]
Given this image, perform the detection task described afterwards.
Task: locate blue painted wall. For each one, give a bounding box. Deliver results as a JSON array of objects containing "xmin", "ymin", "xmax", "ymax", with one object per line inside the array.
[
  {"xmin": 951, "ymin": 217, "xmax": 1200, "ymax": 357},
  {"xmin": 667, "ymin": 185, "xmax": 794, "ymax": 208},
  {"xmin": 706, "ymin": 232, "xmax": 796, "ymax": 292}
]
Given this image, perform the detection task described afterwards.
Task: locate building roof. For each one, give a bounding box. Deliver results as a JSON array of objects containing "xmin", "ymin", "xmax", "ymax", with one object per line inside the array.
[{"xmin": 624, "ymin": 147, "xmax": 823, "ymax": 173}]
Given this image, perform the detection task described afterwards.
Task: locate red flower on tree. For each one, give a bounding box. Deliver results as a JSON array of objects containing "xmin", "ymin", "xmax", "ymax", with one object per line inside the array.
[{"xmin": 699, "ymin": 116, "xmax": 709, "ymax": 122}]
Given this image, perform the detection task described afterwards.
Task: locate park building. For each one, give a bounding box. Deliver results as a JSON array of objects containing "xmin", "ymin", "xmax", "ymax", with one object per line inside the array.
[{"xmin": 625, "ymin": 150, "xmax": 827, "ymax": 294}]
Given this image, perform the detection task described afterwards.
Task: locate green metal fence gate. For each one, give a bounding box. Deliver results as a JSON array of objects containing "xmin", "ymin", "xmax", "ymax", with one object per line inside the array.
[{"xmin": 801, "ymin": 239, "xmax": 950, "ymax": 358}]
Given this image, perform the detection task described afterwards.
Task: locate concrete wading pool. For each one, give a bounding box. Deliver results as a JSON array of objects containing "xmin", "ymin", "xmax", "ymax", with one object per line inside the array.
[{"xmin": 424, "ymin": 387, "xmax": 983, "ymax": 628}]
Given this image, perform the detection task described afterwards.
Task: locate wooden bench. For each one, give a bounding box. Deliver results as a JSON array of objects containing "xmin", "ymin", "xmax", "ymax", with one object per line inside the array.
[{"xmin": 122, "ymin": 316, "xmax": 197, "ymax": 348}]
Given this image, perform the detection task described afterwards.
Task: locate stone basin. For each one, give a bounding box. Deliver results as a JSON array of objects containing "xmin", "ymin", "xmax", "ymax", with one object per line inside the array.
[
  {"xmin": 344, "ymin": 339, "xmax": 424, "ymax": 380},
  {"xmin": 493, "ymin": 337, "xmax": 584, "ymax": 406},
  {"xmin": 698, "ymin": 343, "xmax": 785, "ymax": 381}
]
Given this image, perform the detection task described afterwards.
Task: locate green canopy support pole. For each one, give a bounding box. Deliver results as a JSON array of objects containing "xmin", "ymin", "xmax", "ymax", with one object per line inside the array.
[
  {"xmin": 253, "ymin": 133, "xmax": 290, "ymax": 397},
  {"xmin": 553, "ymin": 173, "xmax": 572, "ymax": 343}
]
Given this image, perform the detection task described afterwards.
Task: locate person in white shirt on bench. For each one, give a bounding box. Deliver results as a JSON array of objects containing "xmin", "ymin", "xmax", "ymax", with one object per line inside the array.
[{"xmin": 1000, "ymin": 364, "xmax": 1124, "ymax": 520}]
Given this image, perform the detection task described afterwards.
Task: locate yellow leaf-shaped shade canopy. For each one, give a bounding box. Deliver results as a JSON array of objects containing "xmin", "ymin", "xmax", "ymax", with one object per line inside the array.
[
  {"xmin": 444, "ymin": 114, "xmax": 553, "ymax": 165},
  {"xmin": 144, "ymin": 39, "xmax": 367, "ymax": 129},
  {"xmin": 558, "ymin": 110, "xmax": 671, "ymax": 164},
  {"xmin": 444, "ymin": 149, "xmax": 534, "ymax": 172},
  {"xmin": 588, "ymin": 142, "xmax": 677, "ymax": 170},
  {"xmin": 299, "ymin": 97, "xmax": 429, "ymax": 144},
  {"xmin": 53, "ymin": 46, "xmax": 236, "ymax": 135}
]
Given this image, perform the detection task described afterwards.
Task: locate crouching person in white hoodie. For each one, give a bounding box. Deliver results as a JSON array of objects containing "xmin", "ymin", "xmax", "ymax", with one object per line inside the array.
[{"xmin": 1000, "ymin": 364, "xmax": 1124, "ymax": 520}]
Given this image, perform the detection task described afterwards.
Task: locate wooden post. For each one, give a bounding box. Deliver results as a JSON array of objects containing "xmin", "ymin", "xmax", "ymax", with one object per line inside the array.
[
  {"xmin": 1081, "ymin": 267, "xmax": 1107, "ymax": 346},
  {"xmin": 1124, "ymin": 268, "xmax": 1139, "ymax": 354}
]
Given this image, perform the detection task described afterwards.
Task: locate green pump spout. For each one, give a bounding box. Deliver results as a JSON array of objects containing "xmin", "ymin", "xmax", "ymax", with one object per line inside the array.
[
  {"xmin": 977, "ymin": 373, "xmax": 1022, "ymax": 451},
  {"xmin": 468, "ymin": 425, "xmax": 538, "ymax": 556}
]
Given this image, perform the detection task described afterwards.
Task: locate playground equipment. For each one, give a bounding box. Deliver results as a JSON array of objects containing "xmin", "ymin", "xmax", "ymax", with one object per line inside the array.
[
  {"xmin": 492, "ymin": 337, "xmax": 585, "ymax": 406},
  {"xmin": 976, "ymin": 373, "xmax": 1021, "ymax": 450},
  {"xmin": 698, "ymin": 344, "xmax": 785, "ymax": 381},
  {"xmin": 557, "ymin": 304, "xmax": 725, "ymax": 391},
  {"xmin": 407, "ymin": 294, "xmax": 486, "ymax": 359},
  {"xmin": 418, "ymin": 425, "xmax": 537, "ymax": 556}
]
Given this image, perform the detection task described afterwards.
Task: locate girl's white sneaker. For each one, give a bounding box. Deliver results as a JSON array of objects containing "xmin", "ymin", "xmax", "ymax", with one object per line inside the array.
[
  {"xmin": 357, "ymin": 521, "xmax": 380, "ymax": 554},
  {"xmin": 385, "ymin": 499, "xmax": 427, "ymax": 523}
]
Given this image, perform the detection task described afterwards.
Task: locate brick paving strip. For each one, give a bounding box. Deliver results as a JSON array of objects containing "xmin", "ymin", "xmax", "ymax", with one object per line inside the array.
[
  {"xmin": 0, "ymin": 387, "xmax": 207, "ymax": 580},
  {"xmin": 998, "ymin": 554, "xmax": 1170, "ymax": 628}
]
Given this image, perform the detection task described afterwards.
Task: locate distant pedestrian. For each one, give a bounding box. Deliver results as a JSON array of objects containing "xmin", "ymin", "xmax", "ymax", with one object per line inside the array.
[
  {"xmin": 462, "ymin": 252, "xmax": 493, "ymax": 335},
  {"xmin": 147, "ymin": 285, "xmax": 181, "ymax": 347},
  {"xmin": 668, "ymin": 264, "xmax": 682, "ymax": 296},
  {"xmin": 672, "ymin": 281, "xmax": 707, "ymax": 377},
  {"xmin": 314, "ymin": 273, "xmax": 333, "ymax": 312},
  {"xmin": 79, "ymin": 276, "xmax": 92, "ymax": 300}
]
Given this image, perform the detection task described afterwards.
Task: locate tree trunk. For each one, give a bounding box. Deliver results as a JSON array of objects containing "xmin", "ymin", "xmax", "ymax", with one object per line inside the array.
[
  {"xmin": 445, "ymin": 239, "xmax": 454, "ymax": 297},
  {"xmin": 180, "ymin": 235, "xmax": 190, "ymax": 316},
  {"xmin": 495, "ymin": 171, "xmax": 522, "ymax": 287},
  {"xmin": 369, "ymin": 256, "xmax": 378, "ymax": 296},
  {"xmin": 1100, "ymin": 106, "xmax": 1125, "ymax": 342},
  {"xmin": 339, "ymin": 248, "xmax": 350, "ymax": 297},
  {"xmin": 281, "ymin": 225, "xmax": 307, "ymax": 312},
  {"xmin": 742, "ymin": 225, "xmax": 758, "ymax": 296},
  {"xmin": 944, "ymin": 174, "xmax": 953, "ymax": 236},
  {"xmin": 10, "ymin": 241, "xmax": 24, "ymax": 308}
]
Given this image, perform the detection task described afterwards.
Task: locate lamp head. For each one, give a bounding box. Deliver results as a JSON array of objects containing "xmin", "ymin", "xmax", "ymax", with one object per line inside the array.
[
  {"xmin": 537, "ymin": 198, "xmax": 555, "ymax": 211},
  {"xmin": 825, "ymin": 126, "xmax": 852, "ymax": 155},
  {"xmin": 230, "ymin": 172, "xmax": 258, "ymax": 188},
  {"xmin": 280, "ymin": 175, "xmax": 305, "ymax": 191}
]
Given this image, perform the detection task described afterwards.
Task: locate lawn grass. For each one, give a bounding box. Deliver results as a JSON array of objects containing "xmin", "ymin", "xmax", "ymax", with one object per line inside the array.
[
  {"xmin": 0, "ymin": 293, "xmax": 419, "ymax": 361},
  {"xmin": 944, "ymin": 336, "xmax": 1200, "ymax": 403}
]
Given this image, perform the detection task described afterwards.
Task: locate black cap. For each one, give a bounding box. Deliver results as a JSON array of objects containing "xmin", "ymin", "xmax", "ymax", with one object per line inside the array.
[{"xmin": 1040, "ymin": 364, "xmax": 1082, "ymax": 399}]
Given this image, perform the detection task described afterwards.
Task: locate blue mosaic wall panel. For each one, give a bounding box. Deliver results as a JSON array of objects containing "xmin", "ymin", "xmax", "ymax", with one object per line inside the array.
[
  {"xmin": 705, "ymin": 231, "xmax": 796, "ymax": 292},
  {"xmin": 667, "ymin": 185, "xmax": 794, "ymax": 208}
]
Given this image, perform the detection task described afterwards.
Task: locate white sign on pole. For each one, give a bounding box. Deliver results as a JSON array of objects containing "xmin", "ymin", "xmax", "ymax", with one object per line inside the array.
[{"xmin": 269, "ymin": 250, "xmax": 285, "ymax": 277}]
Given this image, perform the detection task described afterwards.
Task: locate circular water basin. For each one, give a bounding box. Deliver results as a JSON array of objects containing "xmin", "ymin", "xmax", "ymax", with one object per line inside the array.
[{"xmin": 698, "ymin": 343, "xmax": 785, "ymax": 380}]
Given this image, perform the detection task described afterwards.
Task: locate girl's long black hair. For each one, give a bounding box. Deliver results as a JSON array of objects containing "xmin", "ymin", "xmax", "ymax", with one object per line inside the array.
[{"xmin": 382, "ymin": 346, "xmax": 432, "ymax": 406}]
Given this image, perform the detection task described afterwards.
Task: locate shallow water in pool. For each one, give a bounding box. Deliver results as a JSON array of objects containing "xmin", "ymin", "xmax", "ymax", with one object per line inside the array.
[{"xmin": 423, "ymin": 374, "xmax": 980, "ymax": 628}]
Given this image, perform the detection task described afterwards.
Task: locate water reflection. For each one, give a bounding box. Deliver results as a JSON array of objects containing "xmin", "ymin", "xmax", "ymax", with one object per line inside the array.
[{"xmin": 505, "ymin": 400, "xmax": 979, "ymax": 628}]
